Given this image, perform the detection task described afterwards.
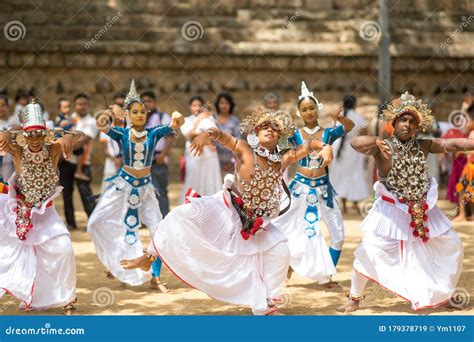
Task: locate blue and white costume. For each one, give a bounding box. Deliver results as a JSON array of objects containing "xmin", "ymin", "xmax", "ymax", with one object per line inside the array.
[
  {"xmin": 88, "ymin": 124, "xmax": 172, "ymax": 286},
  {"xmin": 272, "ymin": 125, "xmax": 346, "ymax": 283}
]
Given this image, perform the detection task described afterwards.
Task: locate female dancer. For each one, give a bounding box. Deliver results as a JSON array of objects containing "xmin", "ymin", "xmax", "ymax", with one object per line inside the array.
[
  {"xmin": 272, "ymin": 81, "xmax": 354, "ymax": 283},
  {"xmin": 0, "ymin": 100, "xmax": 85, "ymax": 314},
  {"xmin": 121, "ymin": 107, "xmax": 334, "ymax": 315},
  {"xmin": 88, "ymin": 80, "xmax": 184, "ymax": 290}
]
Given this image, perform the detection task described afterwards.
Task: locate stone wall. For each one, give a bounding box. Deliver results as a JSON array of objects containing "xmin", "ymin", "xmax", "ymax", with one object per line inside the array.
[{"xmin": 0, "ymin": 0, "xmax": 473, "ymax": 119}]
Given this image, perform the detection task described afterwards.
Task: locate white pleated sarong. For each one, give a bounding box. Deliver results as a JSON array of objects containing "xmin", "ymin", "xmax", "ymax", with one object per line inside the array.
[
  {"xmin": 0, "ymin": 175, "xmax": 76, "ymax": 310},
  {"xmin": 353, "ymin": 178, "xmax": 463, "ymax": 310},
  {"xmin": 149, "ymin": 180, "xmax": 290, "ymax": 314},
  {"xmin": 88, "ymin": 174, "xmax": 163, "ymax": 286}
]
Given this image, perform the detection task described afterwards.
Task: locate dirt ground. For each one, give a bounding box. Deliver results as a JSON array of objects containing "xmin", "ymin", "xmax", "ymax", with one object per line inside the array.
[{"xmin": 0, "ymin": 181, "xmax": 472, "ymax": 316}]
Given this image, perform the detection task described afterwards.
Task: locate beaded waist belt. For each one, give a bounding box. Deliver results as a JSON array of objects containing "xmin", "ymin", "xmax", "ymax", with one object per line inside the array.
[
  {"xmin": 115, "ymin": 168, "xmax": 153, "ymax": 245},
  {"xmin": 294, "ymin": 173, "xmax": 329, "ymax": 187},
  {"xmin": 118, "ymin": 168, "xmax": 152, "ymax": 188}
]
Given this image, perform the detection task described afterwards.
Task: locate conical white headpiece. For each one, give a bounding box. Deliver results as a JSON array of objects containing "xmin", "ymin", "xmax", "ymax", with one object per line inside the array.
[{"xmin": 297, "ymin": 81, "xmax": 323, "ymax": 114}]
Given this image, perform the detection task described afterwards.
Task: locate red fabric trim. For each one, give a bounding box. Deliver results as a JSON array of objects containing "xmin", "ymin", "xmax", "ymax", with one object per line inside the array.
[
  {"xmin": 1, "ymin": 246, "xmax": 37, "ymax": 310},
  {"xmin": 150, "ymin": 224, "xmax": 269, "ymax": 312},
  {"xmin": 381, "ymin": 195, "xmax": 395, "ymax": 204},
  {"xmin": 23, "ymin": 125, "xmax": 46, "ymax": 131},
  {"xmin": 222, "ymin": 192, "xmax": 229, "ymax": 208},
  {"xmin": 151, "ymin": 233, "xmax": 196, "ymax": 290},
  {"xmin": 1, "ymin": 283, "xmax": 35, "ymax": 311},
  {"xmin": 355, "ymin": 269, "xmax": 449, "ymax": 310},
  {"xmin": 0, "ymin": 183, "xmax": 8, "ymax": 194},
  {"xmin": 400, "ymin": 241, "xmax": 404, "ymax": 261},
  {"xmin": 392, "ymin": 110, "xmax": 421, "ymax": 125},
  {"xmin": 264, "ymin": 307, "xmax": 279, "ymax": 315}
]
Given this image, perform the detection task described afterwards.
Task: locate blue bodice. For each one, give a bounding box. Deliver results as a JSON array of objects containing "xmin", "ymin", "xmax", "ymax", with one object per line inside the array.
[
  {"xmin": 107, "ymin": 125, "xmax": 172, "ymax": 170},
  {"xmin": 289, "ymin": 125, "xmax": 345, "ymax": 168}
]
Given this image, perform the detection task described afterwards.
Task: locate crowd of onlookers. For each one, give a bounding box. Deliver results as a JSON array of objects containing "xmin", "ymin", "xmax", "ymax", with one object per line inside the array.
[{"xmin": 1, "ymin": 88, "xmax": 472, "ymax": 228}]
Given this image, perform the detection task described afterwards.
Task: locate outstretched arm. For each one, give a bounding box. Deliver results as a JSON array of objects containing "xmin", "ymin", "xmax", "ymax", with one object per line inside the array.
[
  {"xmin": 281, "ymin": 140, "xmax": 333, "ymax": 170},
  {"xmin": 429, "ymin": 138, "xmax": 474, "ymax": 154},
  {"xmin": 190, "ymin": 127, "xmax": 249, "ymax": 159},
  {"xmin": 0, "ymin": 130, "xmax": 15, "ymax": 155},
  {"xmin": 350, "ymin": 135, "xmax": 391, "ymax": 159},
  {"xmin": 53, "ymin": 131, "xmax": 87, "ymax": 162}
]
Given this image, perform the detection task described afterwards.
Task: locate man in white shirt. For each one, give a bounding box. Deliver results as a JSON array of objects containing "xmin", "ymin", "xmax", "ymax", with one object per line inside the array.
[{"xmin": 142, "ymin": 91, "xmax": 173, "ymax": 216}]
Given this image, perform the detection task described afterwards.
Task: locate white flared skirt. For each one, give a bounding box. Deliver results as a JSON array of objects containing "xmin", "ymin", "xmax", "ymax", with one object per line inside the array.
[
  {"xmin": 150, "ymin": 188, "xmax": 290, "ymax": 314},
  {"xmin": 88, "ymin": 178, "xmax": 163, "ymax": 286}
]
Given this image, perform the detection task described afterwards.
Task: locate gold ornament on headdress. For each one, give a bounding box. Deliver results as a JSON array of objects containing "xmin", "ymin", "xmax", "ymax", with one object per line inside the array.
[
  {"xmin": 380, "ymin": 91, "xmax": 433, "ymax": 131},
  {"xmin": 240, "ymin": 107, "xmax": 296, "ymax": 138}
]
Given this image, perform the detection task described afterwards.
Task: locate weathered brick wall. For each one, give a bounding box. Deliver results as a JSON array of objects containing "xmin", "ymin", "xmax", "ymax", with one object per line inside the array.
[{"xmin": 0, "ymin": 0, "xmax": 473, "ymax": 118}]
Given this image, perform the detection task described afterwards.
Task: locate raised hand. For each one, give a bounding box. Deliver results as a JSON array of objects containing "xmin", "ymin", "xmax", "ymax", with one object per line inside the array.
[
  {"xmin": 329, "ymin": 106, "xmax": 343, "ymax": 121},
  {"xmin": 190, "ymin": 131, "xmax": 212, "ymax": 157},
  {"xmin": 0, "ymin": 131, "xmax": 12, "ymax": 151},
  {"xmin": 56, "ymin": 134, "xmax": 75, "ymax": 160},
  {"xmin": 376, "ymin": 138, "xmax": 391, "ymax": 159},
  {"xmin": 95, "ymin": 109, "xmax": 113, "ymax": 131},
  {"xmin": 170, "ymin": 111, "xmax": 185, "ymax": 130},
  {"xmin": 110, "ymin": 104, "xmax": 127, "ymax": 121},
  {"xmin": 316, "ymin": 145, "xmax": 333, "ymax": 168}
]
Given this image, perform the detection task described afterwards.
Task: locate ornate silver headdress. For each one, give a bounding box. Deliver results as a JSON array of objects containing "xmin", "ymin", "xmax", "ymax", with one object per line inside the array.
[
  {"xmin": 297, "ymin": 81, "xmax": 323, "ymax": 116},
  {"xmin": 123, "ymin": 79, "xmax": 143, "ymax": 110},
  {"xmin": 241, "ymin": 107, "xmax": 296, "ymax": 151},
  {"xmin": 21, "ymin": 99, "xmax": 46, "ymax": 131},
  {"xmin": 14, "ymin": 98, "xmax": 58, "ymax": 147},
  {"xmin": 380, "ymin": 91, "xmax": 433, "ymax": 131}
]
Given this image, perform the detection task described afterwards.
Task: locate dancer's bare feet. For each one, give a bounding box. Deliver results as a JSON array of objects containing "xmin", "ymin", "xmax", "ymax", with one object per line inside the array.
[
  {"xmin": 337, "ymin": 294, "xmax": 363, "ymax": 313},
  {"xmin": 150, "ymin": 277, "xmax": 169, "ymax": 293},
  {"xmin": 120, "ymin": 254, "xmax": 152, "ymax": 272},
  {"xmin": 63, "ymin": 298, "xmax": 77, "ymax": 315},
  {"xmin": 264, "ymin": 306, "xmax": 285, "ymax": 316},
  {"xmin": 337, "ymin": 299, "xmax": 360, "ymax": 313}
]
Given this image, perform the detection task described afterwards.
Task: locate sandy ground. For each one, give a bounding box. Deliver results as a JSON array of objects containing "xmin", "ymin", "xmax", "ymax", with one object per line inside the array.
[{"xmin": 0, "ymin": 181, "xmax": 472, "ymax": 316}]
